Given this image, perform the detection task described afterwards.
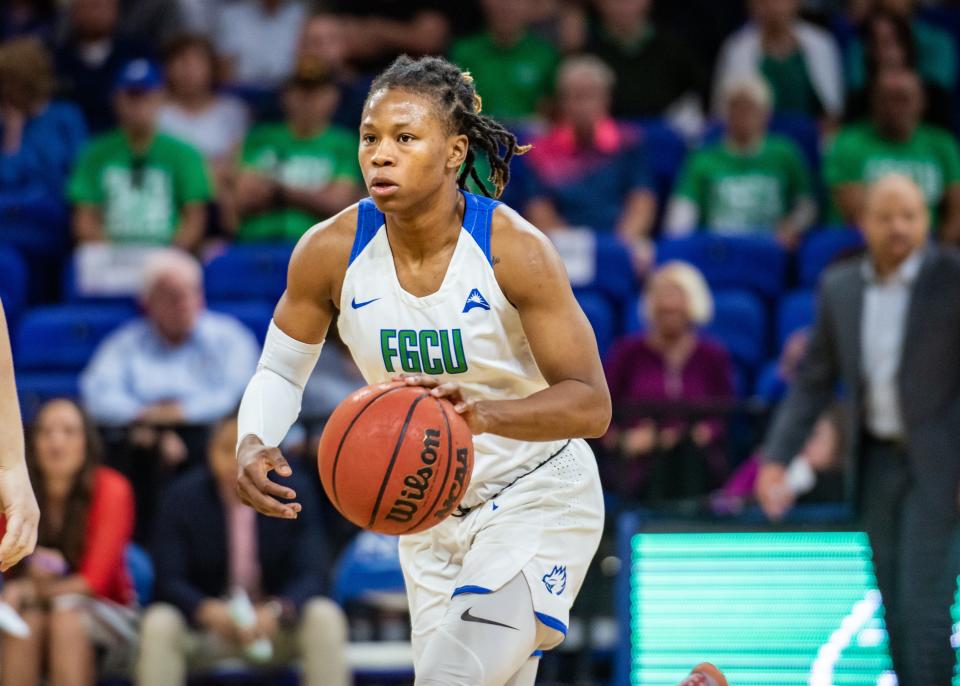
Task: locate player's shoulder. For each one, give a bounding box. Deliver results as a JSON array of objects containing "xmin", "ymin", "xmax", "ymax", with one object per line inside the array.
[
  {"xmin": 287, "ymin": 203, "xmax": 362, "ymax": 292},
  {"xmin": 83, "ymin": 129, "xmax": 126, "ymax": 157},
  {"xmin": 490, "ymin": 201, "xmax": 558, "ymax": 264},
  {"xmin": 489, "ymin": 202, "xmax": 568, "ymax": 298}
]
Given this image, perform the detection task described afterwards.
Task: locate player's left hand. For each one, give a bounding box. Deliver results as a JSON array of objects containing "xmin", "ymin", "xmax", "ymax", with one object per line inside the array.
[
  {"xmin": 393, "ymin": 374, "xmax": 489, "ymax": 434},
  {"xmin": 0, "ymin": 462, "xmax": 39, "ymax": 572}
]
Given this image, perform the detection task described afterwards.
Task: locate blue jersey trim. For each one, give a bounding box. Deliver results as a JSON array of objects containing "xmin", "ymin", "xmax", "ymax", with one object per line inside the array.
[
  {"xmin": 349, "ymin": 198, "xmax": 385, "ymax": 266},
  {"xmin": 531, "ymin": 650, "xmax": 544, "ymax": 658},
  {"xmin": 461, "ymin": 190, "xmax": 500, "ymax": 266},
  {"xmin": 534, "ymin": 611, "xmax": 568, "ymax": 635},
  {"xmin": 451, "ymin": 585, "xmax": 493, "ymax": 598}
]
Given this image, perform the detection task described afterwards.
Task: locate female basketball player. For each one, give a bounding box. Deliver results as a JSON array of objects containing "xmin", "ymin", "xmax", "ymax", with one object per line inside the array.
[{"xmin": 236, "ymin": 55, "xmax": 726, "ymax": 686}]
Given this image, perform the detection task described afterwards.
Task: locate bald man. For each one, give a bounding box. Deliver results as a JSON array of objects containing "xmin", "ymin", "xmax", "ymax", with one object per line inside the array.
[{"xmin": 759, "ymin": 173, "xmax": 960, "ymax": 686}]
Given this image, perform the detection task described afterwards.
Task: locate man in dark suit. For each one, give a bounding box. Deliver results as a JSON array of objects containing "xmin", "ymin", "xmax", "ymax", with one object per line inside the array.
[
  {"xmin": 136, "ymin": 415, "xmax": 349, "ymax": 686},
  {"xmin": 758, "ymin": 173, "xmax": 960, "ymax": 686}
]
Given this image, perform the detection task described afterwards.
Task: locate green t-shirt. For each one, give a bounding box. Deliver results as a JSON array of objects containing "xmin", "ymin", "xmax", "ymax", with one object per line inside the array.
[
  {"xmin": 68, "ymin": 131, "xmax": 212, "ymax": 244},
  {"xmin": 450, "ymin": 31, "xmax": 558, "ymax": 120},
  {"xmin": 238, "ymin": 123, "xmax": 361, "ymax": 242},
  {"xmin": 760, "ymin": 50, "xmax": 821, "ymax": 117},
  {"xmin": 824, "ymin": 122, "xmax": 960, "ymax": 223},
  {"xmin": 673, "ymin": 134, "xmax": 812, "ymax": 234}
]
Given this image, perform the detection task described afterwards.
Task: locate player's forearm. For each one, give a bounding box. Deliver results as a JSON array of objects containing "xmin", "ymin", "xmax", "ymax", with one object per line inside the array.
[
  {"xmin": 476, "ymin": 379, "xmax": 611, "ymax": 441},
  {"xmin": 0, "ymin": 305, "xmax": 23, "ymax": 470}
]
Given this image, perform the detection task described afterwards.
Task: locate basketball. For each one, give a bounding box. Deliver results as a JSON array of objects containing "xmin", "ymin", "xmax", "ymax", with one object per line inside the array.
[{"xmin": 317, "ymin": 382, "xmax": 474, "ymax": 535}]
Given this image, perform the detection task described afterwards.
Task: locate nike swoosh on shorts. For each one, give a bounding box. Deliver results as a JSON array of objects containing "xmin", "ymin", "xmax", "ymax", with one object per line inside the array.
[{"xmin": 460, "ymin": 608, "xmax": 518, "ymax": 630}]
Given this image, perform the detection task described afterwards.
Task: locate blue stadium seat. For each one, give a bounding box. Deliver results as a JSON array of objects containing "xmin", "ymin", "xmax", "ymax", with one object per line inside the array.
[
  {"xmin": 657, "ymin": 234, "xmax": 788, "ymax": 299},
  {"xmin": 208, "ymin": 301, "xmax": 274, "ymax": 345},
  {"xmin": 769, "ymin": 113, "xmax": 821, "ymax": 174},
  {"xmin": 0, "ymin": 246, "xmax": 28, "ymax": 329},
  {"xmin": 777, "ymin": 290, "xmax": 815, "ymax": 349},
  {"xmin": 126, "ymin": 543, "xmax": 155, "ymax": 607},
  {"xmin": 575, "ymin": 290, "xmax": 616, "ymax": 356},
  {"xmin": 204, "ymin": 244, "xmax": 293, "ymax": 303},
  {"xmin": 14, "ymin": 303, "xmax": 137, "ymax": 372},
  {"xmin": 798, "ymin": 228, "xmax": 865, "ymax": 288},
  {"xmin": 332, "ymin": 532, "xmax": 405, "ymax": 607},
  {"xmin": 16, "ymin": 372, "xmax": 80, "ymax": 422},
  {"xmin": 754, "ymin": 359, "xmax": 788, "ymax": 404},
  {"xmin": 705, "ymin": 289, "xmax": 768, "ymax": 382},
  {"xmin": 633, "ymin": 119, "xmax": 687, "ymax": 205}
]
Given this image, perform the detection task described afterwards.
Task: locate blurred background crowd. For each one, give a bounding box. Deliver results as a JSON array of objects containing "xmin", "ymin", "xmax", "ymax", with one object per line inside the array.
[{"xmin": 3, "ymin": 0, "xmax": 960, "ymax": 684}]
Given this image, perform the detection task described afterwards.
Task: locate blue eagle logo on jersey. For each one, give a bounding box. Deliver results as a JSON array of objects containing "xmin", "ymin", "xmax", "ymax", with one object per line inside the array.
[
  {"xmin": 542, "ymin": 565, "xmax": 567, "ymax": 596},
  {"xmin": 462, "ymin": 288, "xmax": 491, "ymax": 313}
]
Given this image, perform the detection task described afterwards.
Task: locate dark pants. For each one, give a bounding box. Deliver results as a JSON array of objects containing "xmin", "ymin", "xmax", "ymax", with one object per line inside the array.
[{"xmin": 859, "ymin": 437, "xmax": 960, "ymax": 686}]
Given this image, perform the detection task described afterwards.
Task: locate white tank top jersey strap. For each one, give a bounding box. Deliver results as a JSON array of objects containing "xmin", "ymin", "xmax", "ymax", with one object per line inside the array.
[{"xmin": 337, "ymin": 190, "xmax": 568, "ymax": 510}]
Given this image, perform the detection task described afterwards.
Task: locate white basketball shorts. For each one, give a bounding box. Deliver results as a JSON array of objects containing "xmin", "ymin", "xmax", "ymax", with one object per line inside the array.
[{"xmin": 398, "ymin": 438, "xmax": 605, "ymax": 661}]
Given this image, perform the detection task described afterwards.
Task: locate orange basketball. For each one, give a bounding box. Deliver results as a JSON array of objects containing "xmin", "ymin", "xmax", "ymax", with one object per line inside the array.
[{"xmin": 317, "ymin": 382, "xmax": 474, "ymax": 535}]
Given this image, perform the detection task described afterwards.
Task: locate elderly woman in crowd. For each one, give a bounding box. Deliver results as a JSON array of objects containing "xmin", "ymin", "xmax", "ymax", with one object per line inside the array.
[
  {"xmin": 0, "ymin": 398, "xmax": 136, "ymax": 686},
  {"xmin": 603, "ymin": 262, "xmax": 735, "ymax": 500}
]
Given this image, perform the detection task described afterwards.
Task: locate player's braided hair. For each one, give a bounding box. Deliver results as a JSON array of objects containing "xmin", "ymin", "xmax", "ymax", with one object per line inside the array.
[{"xmin": 368, "ymin": 55, "xmax": 530, "ymax": 199}]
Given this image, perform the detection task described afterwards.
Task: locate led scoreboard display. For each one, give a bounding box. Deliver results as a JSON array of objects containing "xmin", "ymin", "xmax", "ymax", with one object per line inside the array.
[{"xmin": 625, "ymin": 531, "xmax": 897, "ymax": 685}]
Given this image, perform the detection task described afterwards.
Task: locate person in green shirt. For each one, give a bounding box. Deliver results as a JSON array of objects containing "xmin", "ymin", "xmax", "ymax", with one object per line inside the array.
[
  {"xmin": 825, "ymin": 67, "xmax": 960, "ymax": 242},
  {"xmin": 232, "ymin": 57, "xmax": 363, "ymax": 243},
  {"xmin": 449, "ymin": 0, "xmax": 558, "ymax": 121},
  {"xmin": 68, "ymin": 59, "xmax": 212, "ymax": 251},
  {"xmin": 666, "ymin": 75, "xmax": 815, "ymax": 249}
]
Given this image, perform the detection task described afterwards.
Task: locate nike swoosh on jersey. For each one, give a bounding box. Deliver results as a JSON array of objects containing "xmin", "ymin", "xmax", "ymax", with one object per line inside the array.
[
  {"xmin": 351, "ymin": 296, "xmax": 381, "ymax": 309},
  {"xmin": 460, "ymin": 608, "xmax": 518, "ymax": 630}
]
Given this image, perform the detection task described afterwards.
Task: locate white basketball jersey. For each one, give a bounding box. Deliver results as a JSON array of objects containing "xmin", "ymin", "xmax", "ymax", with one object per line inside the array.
[{"xmin": 337, "ymin": 191, "xmax": 566, "ymax": 509}]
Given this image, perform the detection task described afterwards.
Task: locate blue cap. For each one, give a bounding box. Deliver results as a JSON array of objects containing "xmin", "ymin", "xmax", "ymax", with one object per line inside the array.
[{"xmin": 114, "ymin": 59, "xmax": 163, "ymax": 93}]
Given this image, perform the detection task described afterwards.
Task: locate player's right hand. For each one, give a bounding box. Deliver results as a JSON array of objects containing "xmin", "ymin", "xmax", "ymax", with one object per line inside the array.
[
  {"xmin": 755, "ymin": 462, "xmax": 796, "ymax": 521},
  {"xmin": 236, "ymin": 434, "xmax": 301, "ymax": 519}
]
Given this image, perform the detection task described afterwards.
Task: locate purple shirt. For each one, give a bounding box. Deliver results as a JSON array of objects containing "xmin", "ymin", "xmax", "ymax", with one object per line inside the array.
[
  {"xmin": 605, "ymin": 334, "xmax": 735, "ymax": 414},
  {"xmin": 603, "ymin": 334, "xmax": 735, "ymax": 494}
]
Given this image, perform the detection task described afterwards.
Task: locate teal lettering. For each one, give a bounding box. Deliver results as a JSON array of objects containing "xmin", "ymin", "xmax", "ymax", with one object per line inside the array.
[
  {"xmin": 397, "ymin": 329, "xmax": 422, "ymax": 373},
  {"xmin": 418, "ymin": 330, "xmax": 444, "ymax": 375},
  {"xmin": 380, "ymin": 329, "xmax": 398, "ymax": 372},
  {"xmin": 440, "ymin": 329, "xmax": 468, "ymax": 374}
]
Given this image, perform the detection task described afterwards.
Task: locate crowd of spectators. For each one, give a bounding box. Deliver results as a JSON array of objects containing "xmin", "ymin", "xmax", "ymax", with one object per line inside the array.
[{"xmin": 3, "ymin": 0, "xmax": 960, "ymax": 683}]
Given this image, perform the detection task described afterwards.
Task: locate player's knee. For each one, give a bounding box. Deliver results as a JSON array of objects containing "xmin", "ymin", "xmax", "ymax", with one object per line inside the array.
[
  {"xmin": 414, "ymin": 628, "xmax": 486, "ymax": 686},
  {"xmin": 141, "ymin": 603, "xmax": 187, "ymax": 646},
  {"xmin": 300, "ymin": 596, "xmax": 348, "ymax": 642}
]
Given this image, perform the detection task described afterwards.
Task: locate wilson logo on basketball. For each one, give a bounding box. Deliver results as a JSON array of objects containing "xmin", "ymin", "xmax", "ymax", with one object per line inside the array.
[
  {"xmin": 386, "ymin": 428, "xmax": 442, "ymax": 524},
  {"xmin": 434, "ymin": 448, "xmax": 470, "ymax": 521}
]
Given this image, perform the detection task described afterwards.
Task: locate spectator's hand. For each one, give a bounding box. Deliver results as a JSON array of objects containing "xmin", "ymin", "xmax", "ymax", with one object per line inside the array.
[
  {"xmin": 254, "ymin": 603, "xmax": 280, "ymax": 640},
  {"xmin": 659, "ymin": 426, "xmax": 681, "ymax": 450},
  {"xmin": 622, "ymin": 422, "xmax": 657, "ymax": 458},
  {"xmin": 25, "ymin": 546, "xmax": 67, "ymax": 580},
  {"xmin": 0, "ymin": 578, "xmax": 36, "ymax": 612},
  {"xmin": 627, "ymin": 237, "xmax": 655, "ymax": 277},
  {"xmin": 1, "ymin": 103, "xmax": 25, "ymax": 154},
  {"xmin": 138, "ymin": 401, "xmax": 185, "ymax": 426},
  {"xmin": 0, "ymin": 461, "xmax": 39, "ymax": 572},
  {"xmin": 196, "ymin": 599, "xmax": 240, "ymax": 643},
  {"xmin": 236, "ymin": 435, "xmax": 301, "ymax": 519},
  {"xmin": 392, "ymin": 374, "xmax": 490, "ymax": 434},
  {"xmin": 158, "ymin": 430, "xmax": 189, "ymax": 469},
  {"xmin": 775, "ymin": 222, "xmax": 803, "ymax": 251},
  {"xmin": 691, "ymin": 421, "xmax": 714, "ymax": 448},
  {"xmin": 234, "ymin": 171, "xmax": 276, "ymax": 212},
  {"xmin": 756, "ymin": 462, "xmax": 795, "ymax": 521}
]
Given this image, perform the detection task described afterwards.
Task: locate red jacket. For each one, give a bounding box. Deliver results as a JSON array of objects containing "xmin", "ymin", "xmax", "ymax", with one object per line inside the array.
[{"xmin": 1, "ymin": 467, "xmax": 135, "ymax": 605}]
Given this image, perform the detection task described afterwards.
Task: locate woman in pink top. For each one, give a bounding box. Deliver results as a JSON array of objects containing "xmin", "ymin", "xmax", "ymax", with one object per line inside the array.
[
  {"xmin": 0, "ymin": 398, "xmax": 135, "ymax": 686},
  {"xmin": 603, "ymin": 262, "xmax": 735, "ymax": 499}
]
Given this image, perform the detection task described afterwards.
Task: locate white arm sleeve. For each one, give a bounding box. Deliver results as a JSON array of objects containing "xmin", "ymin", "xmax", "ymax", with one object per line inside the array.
[{"xmin": 237, "ymin": 320, "xmax": 324, "ymax": 450}]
